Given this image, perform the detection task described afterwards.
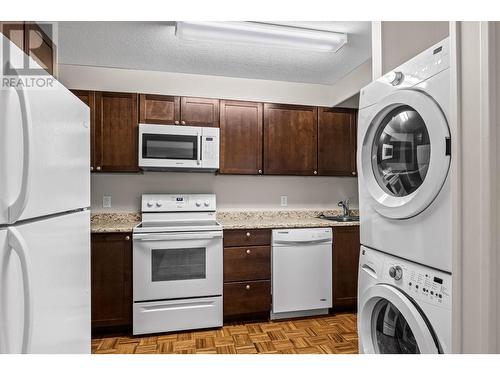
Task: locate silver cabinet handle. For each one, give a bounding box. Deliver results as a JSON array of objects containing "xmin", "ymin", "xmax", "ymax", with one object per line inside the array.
[
  {"xmin": 90, "ymin": 166, "xmax": 94, "ymax": 171},
  {"xmin": 125, "ymin": 236, "xmax": 130, "ymax": 241},
  {"xmin": 313, "ymin": 170, "xmax": 318, "ymax": 175},
  {"xmin": 96, "ymin": 166, "xmax": 101, "ymax": 171},
  {"xmin": 7, "ymin": 227, "xmax": 33, "ymax": 353},
  {"xmin": 246, "ymin": 232, "xmax": 251, "ymax": 237},
  {"xmin": 352, "ymin": 171, "xmax": 356, "ymax": 176},
  {"xmin": 181, "ymin": 121, "xmax": 186, "ymax": 125},
  {"xmin": 174, "ymin": 120, "xmax": 180, "ymax": 125},
  {"xmin": 246, "ymin": 249, "xmax": 251, "ymax": 255},
  {"xmin": 258, "ymin": 169, "xmax": 262, "ymax": 174},
  {"xmin": 245, "ymin": 284, "xmax": 251, "ymax": 290}
]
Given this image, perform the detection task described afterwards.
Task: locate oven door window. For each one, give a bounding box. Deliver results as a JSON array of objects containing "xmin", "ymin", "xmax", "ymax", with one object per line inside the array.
[
  {"xmin": 151, "ymin": 247, "xmax": 206, "ymax": 282},
  {"xmin": 142, "ymin": 134, "xmax": 198, "ymax": 160}
]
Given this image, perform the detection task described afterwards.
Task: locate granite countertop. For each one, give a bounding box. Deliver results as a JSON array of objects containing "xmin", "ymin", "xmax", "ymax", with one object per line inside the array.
[
  {"xmin": 91, "ymin": 213, "xmax": 141, "ymax": 233},
  {"xmin": 217, "ymin": 209, "xmax": 359, "ymax": 230},
  {"xmin": 90, "ymin": 209, "xmax": 359, "ymax": 233}
]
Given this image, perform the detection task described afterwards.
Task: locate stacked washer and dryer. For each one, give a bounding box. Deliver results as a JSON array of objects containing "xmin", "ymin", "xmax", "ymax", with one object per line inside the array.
[{"xmin": 356, "ymin": 38, "xmax": 452, "ymax": 354}]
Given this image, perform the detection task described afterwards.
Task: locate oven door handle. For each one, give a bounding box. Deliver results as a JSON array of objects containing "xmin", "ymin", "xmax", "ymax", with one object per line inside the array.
[{"xmin": 133, "ymin": 232, "xmax": 222, "ymax": 241}]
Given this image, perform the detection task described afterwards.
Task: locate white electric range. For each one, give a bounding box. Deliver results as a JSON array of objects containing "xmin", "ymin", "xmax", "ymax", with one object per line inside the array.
[{"xmin": 132, "ymin": 194, "xmax": 223, "ymax": 335}]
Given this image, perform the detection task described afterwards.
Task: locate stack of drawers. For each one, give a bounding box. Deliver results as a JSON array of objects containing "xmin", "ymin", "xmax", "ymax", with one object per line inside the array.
[{"xmin": 223, "ymin": 229, "xmax": 271, "ymax": 320}]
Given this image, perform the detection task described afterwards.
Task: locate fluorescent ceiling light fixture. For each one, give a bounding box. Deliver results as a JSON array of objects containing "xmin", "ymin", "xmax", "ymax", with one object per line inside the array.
[{"xmin": 175, "ymin": 22, "xmax": 348, "ymax": 53}]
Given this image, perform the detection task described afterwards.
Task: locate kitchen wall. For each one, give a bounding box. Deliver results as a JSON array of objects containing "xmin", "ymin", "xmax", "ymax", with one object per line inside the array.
[
  {"xmin": 59, "ymin": 64, "xmax": 360, "ymax": 213},
  {"xmin": 91, "ymin": 173, "xmax": 358, "ymax": 213},
  {"xmin": 371, "ymin": 21, "xmax": 450, "ymax": 79}
]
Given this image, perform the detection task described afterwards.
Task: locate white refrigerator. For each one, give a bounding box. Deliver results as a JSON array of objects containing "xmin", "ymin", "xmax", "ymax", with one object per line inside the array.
[{"xmin": 0, "ymin": 34, "xmax": 91, "ymax": 353}]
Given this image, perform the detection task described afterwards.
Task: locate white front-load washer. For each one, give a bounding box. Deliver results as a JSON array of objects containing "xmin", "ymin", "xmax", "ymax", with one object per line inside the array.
[
  {"xmin": 358, "ymin": 246, "xmax": 451, "ymax": 354},
  {"xmin": 357, "ymin": 38, "xmax": 452, "ymax": 272}
]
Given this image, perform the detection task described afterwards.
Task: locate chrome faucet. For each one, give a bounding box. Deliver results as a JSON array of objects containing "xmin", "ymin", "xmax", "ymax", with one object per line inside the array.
[{"xmin": 338, "ymin": 199, "xmax": 350, "ymax": 217}]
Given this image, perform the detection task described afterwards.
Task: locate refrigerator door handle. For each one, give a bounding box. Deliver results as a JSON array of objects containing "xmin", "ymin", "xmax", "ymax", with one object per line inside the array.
[
  {"xmin": 8, "ymin": 72, "xmax": 33, "ymax": 224},
  {"xmin": 7, "ymin": 227, "xmax": 33, "ymax": 353}
]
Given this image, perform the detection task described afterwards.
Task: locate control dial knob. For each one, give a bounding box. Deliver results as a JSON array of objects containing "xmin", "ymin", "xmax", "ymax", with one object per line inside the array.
[
  {"xmin": 156, "ymin": 201, "xmax": 163, "ymax": 208},
  {"xmin": 195, "ymin": 201, "xmax": 202, "ymax": 207},
  {"xmin": 204, "ymin": 200, "xmax": 210, "ymax": 207},
  {"xmin": 389, "ymin": 265, "xmax": 403, "ymax": 280},
  {"xmin": 147, "ymin": 201, "xmax": 154, "ymax": 207}
]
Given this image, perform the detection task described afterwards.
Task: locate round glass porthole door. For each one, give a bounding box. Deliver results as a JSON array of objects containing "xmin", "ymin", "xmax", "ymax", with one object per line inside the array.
[
  {"xmin": 372, "ymin": 298, "xmax": 420, "ymax": 354},
  {"xmin": 372, "ymin": 106, "xmax": 431, "ymax": 198},
  {"xmin": 358, "ymin": 284, "xmax": 439, "ymax": 354},
  {"xmin": 359, "ymin": 89, "xmax": 451, "ymax": 219}
]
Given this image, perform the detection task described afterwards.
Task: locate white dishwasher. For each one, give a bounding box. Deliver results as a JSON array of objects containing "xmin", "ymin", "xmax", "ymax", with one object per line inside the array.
[{"xmin": 271, "ymin": 228, "xmax": 333, "ymax": 320}]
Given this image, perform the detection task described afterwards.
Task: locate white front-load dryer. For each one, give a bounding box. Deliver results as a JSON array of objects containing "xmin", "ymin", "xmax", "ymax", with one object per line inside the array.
[
  {"xmin": 357, "ymin": 38, "xmax": 452, "ymax": 272},
  {"xmin": 358, "ymin": 246, "xmax": 451, "ymax": 354}
]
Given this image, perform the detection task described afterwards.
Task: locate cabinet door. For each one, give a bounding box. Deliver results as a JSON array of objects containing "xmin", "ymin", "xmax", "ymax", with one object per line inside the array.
[
  {"xmin": 318, "ymin": 107, "xmax": 357, "ymax": 176},
  {"xmin": 139, "ymin": 94, "xmax": 180, "ymax": 124},
  {"xmin": 91, "ymin": 233, "xmax": 132, "ymax": 330},
  {"xmin": 71, "ymin": 90, "xmax": 96, "ymax": 172},
  {"xmin": 220, "ymin": 100, "xmax": 263, "ymax": 174},
  {"xmin": 24, "ymin": 22, "xmax": 55, "ymax": 76},
  {"xmin": 180, "ymin": 97, "xmax": 219, "ymax": 127},
  {"xmin": 95, "ymin": 92, "xmax": 139, "ymax": 172},
  {"xmin": 264, "ymin": 104, "xmax": 318, "ymax": 175},
  {"xmin": 0, "ymin": 21, "xmax": 25, "ymax": 51},
  {"xmin": 332, "ymin": 226, "xmax": 360, "ymax": 310}
]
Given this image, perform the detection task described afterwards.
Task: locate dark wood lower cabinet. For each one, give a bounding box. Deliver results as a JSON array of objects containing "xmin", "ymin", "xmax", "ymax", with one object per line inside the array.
[
  {"xmin": 91, "ymin": 233, "xmax": 132, "ymax": 333},
  {"xmin": 332, "ymin": 226, "xmax": 360, "ymax": 310},
  {"xmin": 223, "ymin": 281, "xmax": 271, "ymax": 318}
]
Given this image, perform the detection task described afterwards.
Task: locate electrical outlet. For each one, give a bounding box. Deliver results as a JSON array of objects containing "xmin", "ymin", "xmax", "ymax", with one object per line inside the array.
[
  {"xmin": 280, "ymin": 195, "xmax": 288, "ymax": 207},
  {"xmin": 103, "ymin": 196, "xmax": 112, "ymax": 208}
]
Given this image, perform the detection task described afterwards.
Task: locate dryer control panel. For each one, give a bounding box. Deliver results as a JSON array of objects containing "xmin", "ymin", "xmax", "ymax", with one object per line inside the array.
[{"xmin": 360, "ymin": 246, "xmax": 452, "ymax": 310}]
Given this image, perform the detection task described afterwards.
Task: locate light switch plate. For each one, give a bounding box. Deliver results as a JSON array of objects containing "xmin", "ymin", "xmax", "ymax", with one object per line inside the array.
[
  {"xmin": 103, "ymin": 196, "xmax": 112, "ymax": 208},
  {"xmin": 280, "ymin": 195, "xmax": 288, "ymax": 207}
]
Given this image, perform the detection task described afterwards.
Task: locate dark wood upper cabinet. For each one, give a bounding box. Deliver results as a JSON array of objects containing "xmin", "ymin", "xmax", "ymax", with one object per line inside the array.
[
  {"xmin": 24, "ymin": 22, "xmax": 55, "ymax": 76},
  {"xmin": 95, "ymin": 92, "xmax": 139, "ymax": 172},
  {"xmin": 0, "ymin": 21, "xmax": 25, "ymax": 51},
  {"xmin": 180, "ymin": 97, "xmax": 220, "ymax": 127},
  {"xmin": 318, "ymin": 107, "xmax": 358, "ymax": 177},
  {"xmin": 139, "ymin": 94, "xmax": 180, "ymax": 124},
  {"xmin": 91, "ymin": 233, "xmax": 132, "ymax": 331},
  {"xmin": 71, "ymin": 90, "xmax": 96, "ymax": 171},
  {"xmin": 263, "ymin": 103, "xmax": 318, "ymax": 175},
  {"xmin": 219, "ymin": 100, "xmax": 263, "ymax": 174},
  {"xmin": 332, "ymin": 226, "xmax": 360, "ymax": 310}
]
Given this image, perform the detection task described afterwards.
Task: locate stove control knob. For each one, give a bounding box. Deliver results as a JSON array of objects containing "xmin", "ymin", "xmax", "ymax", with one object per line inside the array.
[
  {"xmin": 389, "ymin": 266, "xmax": 403, "ymax": 280},
  {"xmin": 204, "ymin": 200, "xmax": 210, "ymax": 207},
  {"xmin": 156, "ymin": 201, "xmax": 163, "ymax": 208},
  {"xmin": 147, "ymin": 201, "xmax": 154, "ymax": 207},
  {"xmin": 195, "ymin": 201, "xmax": 202, "ymax": 207}
]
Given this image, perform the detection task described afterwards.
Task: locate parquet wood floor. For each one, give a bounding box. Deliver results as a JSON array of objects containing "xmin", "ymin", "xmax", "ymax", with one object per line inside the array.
[{"xmin": 92, "ymin": 312, "xmax": 358, "ymax": 354}]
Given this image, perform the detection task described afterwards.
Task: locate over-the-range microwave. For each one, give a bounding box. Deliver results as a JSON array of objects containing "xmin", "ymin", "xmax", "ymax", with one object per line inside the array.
[{"xmin": 138, "ymin": 124, "xmax": 219, "ymax": 172}]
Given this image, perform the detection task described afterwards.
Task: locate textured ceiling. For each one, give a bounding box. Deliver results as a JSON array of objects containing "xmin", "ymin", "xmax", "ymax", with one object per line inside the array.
[{"xmin": 57, "ymin": 21, "xmax": 371, "ymax": 85}]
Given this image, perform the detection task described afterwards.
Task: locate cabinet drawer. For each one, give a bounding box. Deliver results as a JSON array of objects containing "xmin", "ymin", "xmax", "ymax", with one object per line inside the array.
[
  {"xmin": 223, "ymin": 280, "xmax": 271, "ymax": 317},
  {"xmin": 223, "ymin": 229, "xmax": 271, "ymax": 247},
  {"xmin": 224, "ymin": 246, "xmax": 270, "ymax": 282}
]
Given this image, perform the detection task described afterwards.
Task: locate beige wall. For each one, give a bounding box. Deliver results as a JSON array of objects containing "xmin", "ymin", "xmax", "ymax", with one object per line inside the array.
[
  {"xmin": 58, "ymin": 64, "xmax": 360, "ymax": 213},
  {"xmin": 372, "ymin": 21, "xmax": 449, "ymax": 79},
  {"xmin": 91, "ymin": 173, "xmax": 358, "ymax": 213}
]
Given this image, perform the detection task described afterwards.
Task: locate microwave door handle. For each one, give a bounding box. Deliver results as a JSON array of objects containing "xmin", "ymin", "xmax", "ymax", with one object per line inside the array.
[{"xmin": 196, "ymin": 131, "xmax": 201, "ymax": 165}]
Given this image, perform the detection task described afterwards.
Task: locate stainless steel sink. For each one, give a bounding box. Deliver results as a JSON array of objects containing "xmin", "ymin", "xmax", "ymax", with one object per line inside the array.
[{"xmin": 319, "ymin": 215, "xmax": 360, "ymax": 222}]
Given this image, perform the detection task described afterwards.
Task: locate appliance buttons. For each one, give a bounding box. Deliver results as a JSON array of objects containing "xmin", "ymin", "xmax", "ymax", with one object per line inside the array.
[
  {"xmin": 195, "ymin": 201, "xmax": 202, "ymax": 207},
  {"xmin": 204, "ymin": 201, "xmax": 210, "ymax": 207},
  {"xmin": 156, "ymin": 201, "xmax": 163, "ymax": 207},
  {"xmin": 147, "ymin": 201, "xmax": 154, "ymax": 207}
]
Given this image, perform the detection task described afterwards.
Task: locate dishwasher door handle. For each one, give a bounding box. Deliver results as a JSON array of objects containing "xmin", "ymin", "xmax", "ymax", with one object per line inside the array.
[{"xmin": 272, "ymin": 238, "xmax": 332, "ymax": 246}]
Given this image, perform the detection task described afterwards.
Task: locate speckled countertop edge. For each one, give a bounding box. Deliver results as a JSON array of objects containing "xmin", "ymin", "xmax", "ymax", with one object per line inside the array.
[{"xmin": 91, "ymin": 209, "xmax": 359, "ymax": 233}]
